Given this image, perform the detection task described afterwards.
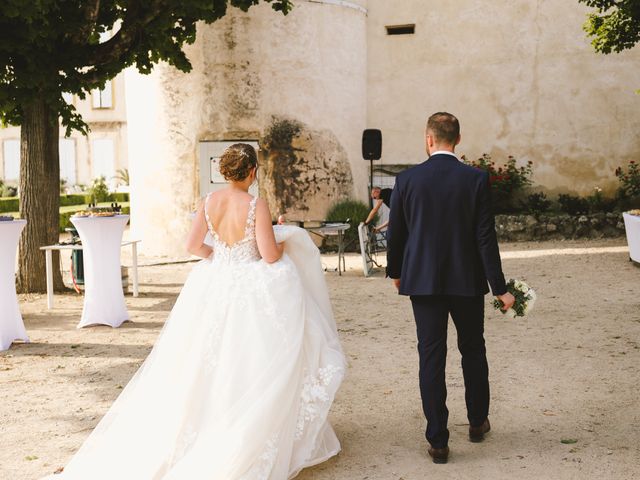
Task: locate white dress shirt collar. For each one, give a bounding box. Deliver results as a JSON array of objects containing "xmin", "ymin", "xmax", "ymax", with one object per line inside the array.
[{"xmin": 429, "ymin": 150, "xmax": 459, "ymax": 160}]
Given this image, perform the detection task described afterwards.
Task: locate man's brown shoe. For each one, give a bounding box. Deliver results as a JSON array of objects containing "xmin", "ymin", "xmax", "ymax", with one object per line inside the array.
[
  {"xmin": 469, "ymin": 418, "xmax": 491, "ymax": 443},
  {"xmin": 428, "ymin": 446, "xmax": 450, "ymax": 464}
]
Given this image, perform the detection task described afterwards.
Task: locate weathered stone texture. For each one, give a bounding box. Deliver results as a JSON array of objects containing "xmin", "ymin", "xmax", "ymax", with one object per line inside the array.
[{"xmin": 495, "ymin": 213, "xmax": 627, "ymax": 241}]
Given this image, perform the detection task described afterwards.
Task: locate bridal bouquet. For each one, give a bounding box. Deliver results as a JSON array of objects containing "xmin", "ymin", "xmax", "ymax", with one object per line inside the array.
[{"xmin": 494, "ymin": 279, "xmax": 536, "ymax": 318}]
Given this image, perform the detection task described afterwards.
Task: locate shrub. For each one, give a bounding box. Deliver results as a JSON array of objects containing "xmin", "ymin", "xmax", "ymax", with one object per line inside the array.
[
  {"xmin": 558, "ymin": 194, "xmax": 589, "ymax": 215},
  {"xmin": 587, "ymin": 187, "xmax": 617, "ymax": 213},
  {"xmin": 111, "ymin": 192, "xmax": 129, "ymax": 203},
  {"xmin": 615, "ymin": 160, "xmax": 640, "ymax": 198},
  {"xmin": 0, "ymin": 183, "xmax": 18, "ymax": 197},
  {"xmin": 520, "ymin": 192, "xmax": 551, "ymax": 216},
  {"xmin": 88, "ymin": 176, "xmax": 110, "ymax": 203},
  {"xmin": 463, "ymin": 154, "xmax": 533, "ymax": 213},
  {"xmin": 615, "ymin": 161, "xmax": 640, "ymax": 210},
  {"xmin": 326, "ymin": 199, "xmax": 372, "ymax": 252},
  {"xmin": 60, "ymin": 194, "xmax": 88, "ymax": 207}
]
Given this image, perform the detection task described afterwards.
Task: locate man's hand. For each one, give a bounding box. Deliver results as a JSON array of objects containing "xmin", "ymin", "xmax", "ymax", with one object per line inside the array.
[
  {"xmin": 496, "ymin": 292, "xmax": 515, "ymax": 311},
  {"xmin": 392, "ymin": 278, "xmax": 401, "ymax": 291}
]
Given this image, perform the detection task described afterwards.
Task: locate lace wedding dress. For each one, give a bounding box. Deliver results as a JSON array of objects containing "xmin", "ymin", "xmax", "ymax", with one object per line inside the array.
[{"xmin": 43, "ymin": 197, "xmax": 345, "ymax": 480}]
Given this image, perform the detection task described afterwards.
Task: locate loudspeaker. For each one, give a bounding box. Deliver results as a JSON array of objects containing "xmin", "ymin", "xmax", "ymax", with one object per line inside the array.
[{"xmin": 362, "ymin": 129, "xmax": 382, "ymax": 160}]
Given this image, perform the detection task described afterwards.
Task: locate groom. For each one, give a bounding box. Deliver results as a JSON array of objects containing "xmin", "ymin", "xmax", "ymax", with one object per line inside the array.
[{"xmin": 386, "ymin": 112, "xmax": 515, "ymax": 464}]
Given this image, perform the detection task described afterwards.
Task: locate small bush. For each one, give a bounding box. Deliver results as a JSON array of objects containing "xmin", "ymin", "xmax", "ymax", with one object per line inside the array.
[
  {"xmin": 586, "ymin": 187, "xmax": 617, "ymax": 213},
  {"xmin": 615, "ymin": 160, "xmax": 640, "ymax": 198},
  {"xmin": 88, "ymin": 176, "xmax": 110, "ymax": 203},
  {"xmin": 520, "ymin": 192, "xmax": 551, "ymax": 216},
  {"xmin": 463, "ymin": 154, "xmax": 533, "ymax": 213},
  {"xmin": 558, "ymin": 194, "xmax": 589, "ymax": 215},
  {"xmin": 326, "ymin": 199, "xmax": 372, "ymax": 252},
  {"xmin": 0, "ymin": 183, "xmax": 18, "ymax": 197}
]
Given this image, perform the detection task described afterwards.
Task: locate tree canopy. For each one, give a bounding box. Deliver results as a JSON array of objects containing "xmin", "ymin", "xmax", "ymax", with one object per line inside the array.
[
  {"xmin": 0, "ymin": 0, "xmax": 293, "ymax": 135},
  {"xmin": 579, "ymin": 0, "xmax": 640, "ymax": 53}
]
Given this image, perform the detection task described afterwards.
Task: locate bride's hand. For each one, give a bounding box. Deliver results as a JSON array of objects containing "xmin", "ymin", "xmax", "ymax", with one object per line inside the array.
[{"xmin": 277, "ymin": 214, "xmax": 286, "ymax": 225}]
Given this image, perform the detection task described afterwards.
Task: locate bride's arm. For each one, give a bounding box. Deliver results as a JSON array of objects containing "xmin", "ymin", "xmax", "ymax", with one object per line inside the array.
[
  {"xmin": 186, "ymin": 198, "xmax": 214, "ymax": 258},
  {"xmin": 255, "ymin": 199, "xmax": 284, "ymax": 264}
]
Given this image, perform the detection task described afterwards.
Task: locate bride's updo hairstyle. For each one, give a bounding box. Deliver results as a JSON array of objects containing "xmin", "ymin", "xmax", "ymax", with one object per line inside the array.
[{"xmin": 219, "ymin": 143, "xmax": 258, "ymax": 182}]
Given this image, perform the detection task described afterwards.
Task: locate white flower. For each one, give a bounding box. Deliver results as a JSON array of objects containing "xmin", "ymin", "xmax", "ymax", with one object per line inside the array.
[{"xmin": 506, "ymin": 308, "xmax": 517, "ymax": 319}]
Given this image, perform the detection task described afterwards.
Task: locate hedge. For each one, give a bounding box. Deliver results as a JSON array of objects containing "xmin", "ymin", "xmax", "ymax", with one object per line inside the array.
[
  {"xmin": 0, "ymin": 193, "xmax": 130, "ymax": 213},
  {"xmin": 0, "ymin": 197, "xmax": 19, "ymax": 213},
  {"xmin": 60, "ymin": 194, "xmax": 89, "ymax": 206}
]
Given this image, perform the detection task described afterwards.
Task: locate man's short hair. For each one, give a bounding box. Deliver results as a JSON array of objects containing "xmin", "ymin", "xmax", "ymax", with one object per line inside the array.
[{"xmin": 426, "ymin": 112, "xmax": 460, "ymax": 146}]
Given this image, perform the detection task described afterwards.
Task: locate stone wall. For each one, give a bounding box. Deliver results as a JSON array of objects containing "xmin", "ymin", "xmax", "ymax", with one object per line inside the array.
[
  {"xmin": 367, "ymin": 0, "xmax": 640, "ymax": 196},
  {"xmin": 495, "ymin": 213, "xmax": 626, "ymax": 242}
]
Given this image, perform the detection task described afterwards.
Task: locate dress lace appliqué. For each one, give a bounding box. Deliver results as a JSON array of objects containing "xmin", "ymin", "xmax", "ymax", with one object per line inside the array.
[
  {"xmin": 295, "ymin": 365, "xmax": 342, "ymax": 440},
  {"xmin": 205, "ymin": 195, "xmax": 261, "ymax": 264},
  {"xmin": 239, "ymin": 434, "xmax": 280, "ymax": 480}
]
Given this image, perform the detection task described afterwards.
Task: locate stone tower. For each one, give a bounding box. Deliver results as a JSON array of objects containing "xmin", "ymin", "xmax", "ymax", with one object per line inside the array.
[{"xmin": 126, "ymin": 0, "xmax": 368, "ymax": 256}]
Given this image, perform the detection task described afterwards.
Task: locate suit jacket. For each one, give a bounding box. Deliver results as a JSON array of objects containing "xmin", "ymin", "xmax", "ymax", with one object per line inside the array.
[{"xmin": 386, "ymin": 153, "xmax": 507, "ymax": 297}]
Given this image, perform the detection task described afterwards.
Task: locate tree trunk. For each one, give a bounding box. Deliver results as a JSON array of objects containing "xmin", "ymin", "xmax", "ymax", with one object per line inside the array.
[{"xmin": 16, "ymin": 99, "xmax": 66, "ymax": 293}]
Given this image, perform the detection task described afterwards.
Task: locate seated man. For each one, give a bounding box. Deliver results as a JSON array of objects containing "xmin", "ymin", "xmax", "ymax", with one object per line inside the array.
[{"xmin": 364, "ymin": 186, "xmax": 392, "ymax": 232}]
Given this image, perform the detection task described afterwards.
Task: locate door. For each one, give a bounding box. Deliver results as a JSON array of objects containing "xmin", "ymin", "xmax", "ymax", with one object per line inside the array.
[{"xmin": 198, "ymin": 141, "xmax": 259, "ymax": 197}]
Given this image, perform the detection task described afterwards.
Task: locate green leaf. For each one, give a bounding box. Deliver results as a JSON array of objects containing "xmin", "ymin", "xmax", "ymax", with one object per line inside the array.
[{"xmin": 561, "ymin": 438, "xmax": 578, "ymax": 444}]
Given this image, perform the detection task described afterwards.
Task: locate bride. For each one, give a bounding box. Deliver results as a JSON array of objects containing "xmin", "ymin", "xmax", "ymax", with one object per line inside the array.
[{"xmin": 43, "ymin": 143, "xmax": 345, "ymax": 479}]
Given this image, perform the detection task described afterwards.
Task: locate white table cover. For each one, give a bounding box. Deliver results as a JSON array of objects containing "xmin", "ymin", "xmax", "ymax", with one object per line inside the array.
[
  {"xmin": 0, "ymin": 220, "xmax": 28, "ymax": 351},
  {"xmin": 71, "ymin": 215, "xmax": 130, "ymax": 328},
  {"xmin": 623, "ymin": 213, "xmax": 640, "ymax": 263}
]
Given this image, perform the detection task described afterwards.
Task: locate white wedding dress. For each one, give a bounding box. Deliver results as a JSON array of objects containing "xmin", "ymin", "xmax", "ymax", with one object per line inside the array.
[{"xmin": 43, "ymin": 197, "xmax": 345, "ymax": 480}]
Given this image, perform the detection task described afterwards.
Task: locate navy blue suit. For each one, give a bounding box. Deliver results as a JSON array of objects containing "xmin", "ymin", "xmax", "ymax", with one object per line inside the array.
[{"xmin": 386, "ymin": 153, "xmax": 507, "ymax": 448}]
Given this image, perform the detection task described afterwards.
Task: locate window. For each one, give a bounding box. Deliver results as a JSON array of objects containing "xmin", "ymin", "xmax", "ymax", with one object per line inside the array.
[
  {"xmin": 386, "ymin": 24, "xmax": 416, "ymax": 35},
  {"xmin": 91, "ymin": 138, "xmax": 115, "ymax": 180},
  {"xmin": 2, "ymin": 139, "xmax": 20, "ymax": 181},
  {"xmin": 59, "ymin": 138, "xmax": 77, "ymax": 185},
  {"xmin": 92, "ymin": 81, "xmax": 113, "ymax": 109}
]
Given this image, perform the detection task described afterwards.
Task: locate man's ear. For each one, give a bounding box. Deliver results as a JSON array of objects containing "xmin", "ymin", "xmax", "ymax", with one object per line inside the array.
[{"xmin": 455, "ymin": 134, "xmax": 461, "ymax": 147}]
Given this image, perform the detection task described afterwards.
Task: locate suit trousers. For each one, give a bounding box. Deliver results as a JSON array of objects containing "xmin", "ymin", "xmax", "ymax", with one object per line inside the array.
[{"xmin": 410, "ymin": 295, "xmax": 490, "ymax": 448}]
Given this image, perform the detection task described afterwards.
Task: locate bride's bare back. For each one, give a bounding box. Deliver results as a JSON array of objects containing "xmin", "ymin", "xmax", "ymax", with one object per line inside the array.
[
  {"xmin": 206, "ymin": 190, "xmax": 254, "ymax": 247},
  {"xmin": 185, "ymin": 143, "xmax": 282, "ymax": 263}
]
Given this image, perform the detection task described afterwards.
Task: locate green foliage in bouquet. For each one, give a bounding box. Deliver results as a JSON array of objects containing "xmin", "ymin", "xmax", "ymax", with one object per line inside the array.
[
  {"xmin": 326, "ymin": 199, "xmax": 372, "ymax": 252},
  {"xmin": 493, "ymin": 279, "xmax": 536, "ymax": 317},
  {"xmin": 463, "ymin": 154, "xmax": 533, "ymax": 213}
]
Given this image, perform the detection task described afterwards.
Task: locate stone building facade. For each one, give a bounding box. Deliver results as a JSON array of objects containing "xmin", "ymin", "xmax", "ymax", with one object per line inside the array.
[
  {"xmin": 126, "ymin": 0, "xmax": 640, "ymax": 255},
  {"xmin": 3, "ymin": 0, "xmax": 639, "ymax": 256},
  {"xmin": 0, "ymin": 75, "xmax": 129, "ymax": 191}
]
